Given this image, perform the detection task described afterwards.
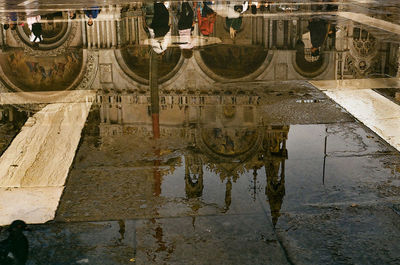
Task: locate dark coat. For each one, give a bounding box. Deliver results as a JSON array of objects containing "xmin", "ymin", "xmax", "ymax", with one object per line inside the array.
[
  {"xmin": 31, "ymin": 23, "xmax": 42, "ymax": 38},
  {"xmin": 0, "ymin": 230, "xmax": 28, "ymax": 265},
  {"xmin": 308, "ymin": 19, "xmax": 328, "ymax": 48}
]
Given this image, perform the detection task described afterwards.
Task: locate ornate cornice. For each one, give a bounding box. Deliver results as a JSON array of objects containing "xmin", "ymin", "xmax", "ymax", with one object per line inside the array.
[{"xmin": 75, "ymin": 50, "xmax": 98, "ymax": 90}]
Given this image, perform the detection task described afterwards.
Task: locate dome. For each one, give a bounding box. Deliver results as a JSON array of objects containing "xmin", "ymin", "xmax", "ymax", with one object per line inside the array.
[
  {"xmin": 0, "ymin": 49, "xmax": 83, "ymax": 92},
  {"xmin": 120, "ymin": 46, "xmax": 182, "ymax": 83},
  {"xmin": 200, "ymin": 127, "xmax": 259, "ymax": 157},
  {"xmin": 199, "ymin": 45, "xmax": 268, "ymax": 79}
]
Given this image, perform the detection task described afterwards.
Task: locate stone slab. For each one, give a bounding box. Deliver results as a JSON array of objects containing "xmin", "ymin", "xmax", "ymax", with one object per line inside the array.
[
  {"xmin": 310, "ymin": 78, "xmax": 400, "ymax": 92},
  {"xmin": 0, "ymin": 102, "xmax": 92, "ymax": 187},
  {"xmin": 338, "ymin": 11, "xmax": 400, "ymax": 35},
  {"xmin": 0, "ymin": 101, "xmax": 93, "ymax": 225},
  {"xmin": 309, "ymin": 82, "xmax": 400, "ymax": 153},
  {"xmin": 0, "ymin": 187, "xmax": 63, "ymax": 225}
]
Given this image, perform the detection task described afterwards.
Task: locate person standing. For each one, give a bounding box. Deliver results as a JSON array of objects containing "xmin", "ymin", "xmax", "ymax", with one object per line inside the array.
[
  {"xmin": 308, "ymin": 18, "xmax": 330, "ymax": 57},
  {"xmin": 27, "ymin": 14, "xmax": 42, "ymax": 43},
  {"xmin": 84, "ymin": 6, "xmax": 101, "ymax": 26},
  {"xmin": 148, "ymin": 2, "xmax": 171, "ymax": 54},
  {"xmin": 178, "ymin": 2, "xmax": 195, "ymax": 57},
  {"xmin": 31, "ymin": 22, "xmax": 43, "ymax": 43},
  {"xmin": 197, "ymin": 2, "xmax": 216, "ymax": 36}
]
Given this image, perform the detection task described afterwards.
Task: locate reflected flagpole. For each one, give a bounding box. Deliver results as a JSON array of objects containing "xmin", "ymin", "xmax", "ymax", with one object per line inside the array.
[
  {"xmin": 150, "ymin": 49, "xmax": 161, "ymax": 196},
  {"xmin": 150, "ymin": 49, "xmax": 160, "ymax": 139}
]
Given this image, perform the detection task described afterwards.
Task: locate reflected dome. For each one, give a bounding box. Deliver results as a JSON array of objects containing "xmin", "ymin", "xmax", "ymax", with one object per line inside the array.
[
  {"xmin": 200, "ymin": 45, "xmax": 267, "ymax": 78},
  {"xmin": 0, "ymin": 49, "xmax": 83, "ymax": 92},
  {"xmin": 121, "ymin": 46, "xmax": 181, "ymax": 80},
  {"xmin": 200, "ymin": 127, "xmax": 259, "ymax": 157},
  {"xmin": 295, "ymin": 51, "xmax": 324, "ymax": 75}
]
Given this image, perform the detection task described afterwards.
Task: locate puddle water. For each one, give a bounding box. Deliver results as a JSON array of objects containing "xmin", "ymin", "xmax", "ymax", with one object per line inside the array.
[
  {"xmin": 0, "ymin": 1, "xmax": 399, "ymax": 264},
  {"xmin": 0, "ymin": 105, "xmax": 30, "ymax": 155},
  {"xmin": 374, "ymin": 88, "xmax": 400, "ymax": 105}
]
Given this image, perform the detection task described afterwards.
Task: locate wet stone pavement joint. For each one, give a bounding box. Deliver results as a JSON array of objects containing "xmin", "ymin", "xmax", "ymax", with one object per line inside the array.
[{"xmin": 0, "ymin": 1, "xmax": 399, "ymax": 265}]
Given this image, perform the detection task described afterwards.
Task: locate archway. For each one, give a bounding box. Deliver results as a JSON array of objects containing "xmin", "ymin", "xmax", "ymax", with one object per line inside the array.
[
  {"xmin": 116, "ymin": 46, "xmax": 184, "ymax": 85},
  {"xmin": 0, "ymin": 49, "xmax": 83, "ymax": 92},
  {"xmin": 198, "ymin": 45, "xmax": 268, "ymax": 81}
]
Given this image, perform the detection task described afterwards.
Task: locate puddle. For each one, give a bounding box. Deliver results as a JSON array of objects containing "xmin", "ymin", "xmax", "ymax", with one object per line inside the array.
[
  {"xmin": 56, "ymin": 100, "xmax": 399, "ymax": 223},
  {"xmin": 374, "ymin": 88, "xmax": 400, "ymax": 105},
  {"xmin": 0, "ymin": 1, "xmax": 399, "ymax": 264},
  {"xmin": 0, "ymin": 105, "xmax": 31, "ymax": 155}
]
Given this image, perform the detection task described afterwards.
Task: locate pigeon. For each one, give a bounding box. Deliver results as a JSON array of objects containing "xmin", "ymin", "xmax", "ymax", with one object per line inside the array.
[{"xmin": 0, "ymin": 220, "xmax": 29, "ymax": 265}]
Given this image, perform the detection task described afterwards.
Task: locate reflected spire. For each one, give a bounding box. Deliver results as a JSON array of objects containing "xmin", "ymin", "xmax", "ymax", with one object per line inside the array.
[
  {"xmin": 263, "ymin": 126, "xmax": 289, "ymax": 227},
  {"xmin": 224, "ymin": 179, "xmax": 232, "ymax": 212},
  {"xmin": 265, "ymin": 160, "xmax": 286, "ymax": 228},
  {"xmin": 185, "ymin": 153, "xmax": 204, "ymax": 199},
  {"xmin": 253, "ymin": 167, "xmax": 258, "ymax": 201}
]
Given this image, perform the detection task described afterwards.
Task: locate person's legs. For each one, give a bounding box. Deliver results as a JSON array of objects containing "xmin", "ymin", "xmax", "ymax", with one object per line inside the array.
[
  {"xmin": 202, "ymin": 3, "xmax": 214, "ymax": 17},
  {"xmin": 154, "ymin": 2, "xmax": 169, "ymax": 17},
  {"xmin": 181, "ymin": 2, "xmax": 188, "ymax": 15},
  {"xmin": 151, "ymin": 2, "xmax": 170, "ymax": 37},
  {"xmin": 183, "ymin": 2, "xmax": 193, "ymax": 17},
  {"xmin": 152, "ymin": 2, "xmax": 169, "ymax": 28},
  {"xmin": 178, "ymin": 2, "xmax": 194, "ymax": 30}
]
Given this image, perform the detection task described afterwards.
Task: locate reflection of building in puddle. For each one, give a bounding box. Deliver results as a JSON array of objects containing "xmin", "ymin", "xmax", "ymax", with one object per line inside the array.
[
  {"xmin": 92, "ymin": 91, "xmax": 288, "ymax": 225},
  {"xmin": 263, "ymin": 128, "xmax": 287, "ymax": 227},
  {"xmin": 185, "ymin": 153, "xmax": 203, "ymax": 199},
  {"xmin": 185, "ymin": 124, "xmax": 288, "ymax": 221},
  {"xmin": 79, "ymin": 91, "xmax": 289, "ymax": 259}
]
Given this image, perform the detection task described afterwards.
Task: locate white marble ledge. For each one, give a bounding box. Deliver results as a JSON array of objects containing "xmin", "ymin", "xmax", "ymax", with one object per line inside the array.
[
  {"xmin": 365, "ymin": 118, "xmax": 400, "ymax": 152},
  {"xmin": 0, "ymin": 187, "xmax": 63, "ymax": 226},
  {"xmin": 0, "ymin": 102, "xmax": 92, "ymax": 188},
  {"xmin": 324, "ymin": 89, "xmax": 400, "ymax": 152},
  {"xmin": 324, "ymin": 89, "xmax": 400, "ymax": 121},
  {"xmin": 0, "ymin": 90, "xmax": 96, "ymax": 105},
  {"xmin": 338, "ymin": 12, "xmax": 400, "ymax": 35},
  {"xmin": 310, "ymin": 78, "xmax": 400, "ymax": 92}
]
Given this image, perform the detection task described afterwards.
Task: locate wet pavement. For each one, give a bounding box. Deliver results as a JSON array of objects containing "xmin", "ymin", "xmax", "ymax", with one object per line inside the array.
[{"xmin": 0, "ymin": 1, "xmax": 399, "ymax": 264}]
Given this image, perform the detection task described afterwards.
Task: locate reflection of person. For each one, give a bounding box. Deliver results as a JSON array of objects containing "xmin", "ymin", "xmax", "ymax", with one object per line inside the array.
[
  {"xmin": 85, "ymin": 7, "xmax": 101, "ymax": 26},
  {"xmin": 0, "ymin": 220, "xmax": 29, "ymax": 265},
  {"xmin": 27, "ymin": 15, "xmax": 42, "ymax": 43},
  {"xmin": 148, "ymin": 2, "xmax": 171, "ymax": 54},
  {"xmin": 3, "ymin": 12, "xmax": 19, "ymax": 30},
  {"xmin": 197, "ymin": 2, "xmax": 216, "ymax": 36},
  {"xmin": 215, "ymin": 2, "xmax": 248, "ymax": 40},
  {"xmin": 68, "ymin": 10, "xmax": 76, "ymax": 20},
  {"xmin": 215, "ymin": 1, "xmax": 248, "ymax": 18},
  {"xmin": 178, "ymin": 2, "xmax": 194, "ymax": 58},
  {"xmin": 32, "ymin": 22, "xmax": 43, "ymax": 43},
  {"xmin": 308, "ymin": 18, "xmax": 330, "ymax": 57},
  {"xmin": 226, "ymin": 17, "xmax": 242, "ymax": 40}
]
